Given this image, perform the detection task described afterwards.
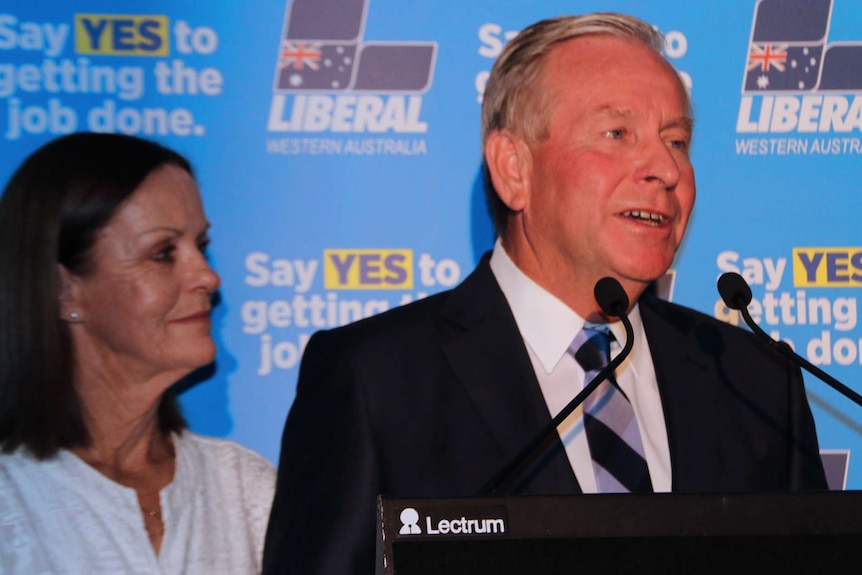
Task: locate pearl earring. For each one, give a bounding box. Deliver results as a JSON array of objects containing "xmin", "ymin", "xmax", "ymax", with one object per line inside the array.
[{"xmin": 70, "ymin": 312, "xmax": 79, "ymax": 319}]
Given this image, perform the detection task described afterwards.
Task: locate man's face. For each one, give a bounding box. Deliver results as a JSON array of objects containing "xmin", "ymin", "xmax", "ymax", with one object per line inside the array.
[{"xmin": 505, "ymin": 35, "xmax": 695, "ymax": 309}]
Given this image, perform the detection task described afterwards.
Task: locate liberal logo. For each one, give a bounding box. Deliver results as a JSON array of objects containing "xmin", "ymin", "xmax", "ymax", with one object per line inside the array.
[
  {"xmin": 742, "ymin": 0, "xmax": 862, "ymax": 94},
  {"xmin": 267, "ymin": 0, "xmax": 437, "ymax": 136},
  {"xmin": 273, "ymin": 0, "xmax": 435, "ymax": 93},
  {"xmin": 737, "ymin": 0, "xmax": 862, "ymax": 137}
]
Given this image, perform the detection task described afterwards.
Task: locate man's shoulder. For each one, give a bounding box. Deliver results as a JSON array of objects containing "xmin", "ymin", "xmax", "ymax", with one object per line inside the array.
[
  {"xmin": 298, "ymin": 287, "xmax": 458, "ymax": 369},
  {"xmin": 639, "ymin": 292, "xmax": 773, "ymax": 357},
  {"xmin": 333, "ymin": 286, "xmax": 453, "ymax": 340},
  {"xmin": 641, "ymin": 292, "xmax": 744, "ymax": 334},
  {"xmin": 316, "ymin": 256, "xmax": 500, "ymax": 345}
]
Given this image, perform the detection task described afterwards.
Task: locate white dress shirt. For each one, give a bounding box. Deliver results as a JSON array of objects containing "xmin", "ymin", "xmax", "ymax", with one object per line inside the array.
[{"xmin": 489, "ymin": 240, "xmax": 672, "ymax": 492}]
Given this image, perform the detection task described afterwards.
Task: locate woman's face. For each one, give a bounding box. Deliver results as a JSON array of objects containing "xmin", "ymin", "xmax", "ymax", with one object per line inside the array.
[{"xmin": 64, "ymin": 164, "xmax": 220, "ymax": 384}]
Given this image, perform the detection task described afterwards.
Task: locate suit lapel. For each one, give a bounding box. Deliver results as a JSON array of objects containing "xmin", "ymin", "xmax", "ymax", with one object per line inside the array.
[
  {"xmin": 438, "ymin": 256, "xmax": 581, "ymax": 494},
  {"xmin": 640, "ymin": 294, "xmax": 720, "ymax": 491}
]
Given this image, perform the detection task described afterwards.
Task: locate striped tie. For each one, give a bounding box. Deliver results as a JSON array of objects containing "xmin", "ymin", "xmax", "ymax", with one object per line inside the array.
[{"xmin": 571, "ymin": 325, "xmax": 653, "ymax": 493}]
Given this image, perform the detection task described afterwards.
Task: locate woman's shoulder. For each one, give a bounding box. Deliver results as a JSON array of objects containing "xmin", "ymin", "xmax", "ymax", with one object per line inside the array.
[
  {"xmin": 176, "ymin": 431, "xmax": 275, "ymax": 472},
  {"xmin": 170, "ymin": 432, "xmax": 276, "ymax": 562},
  {"xmin": 174, "ymin": 432, "xmax": 276, "ymax": 491},
  {"xmin": 0, "ymin": 447, "xmax": 93, "ymax": 494}
]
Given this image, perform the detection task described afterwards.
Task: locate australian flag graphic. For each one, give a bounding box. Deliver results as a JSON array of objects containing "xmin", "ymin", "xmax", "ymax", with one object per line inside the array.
[
  {"xmin": 743, "ymin": 0, "xmax": 862, "ymax": 93},
  {"xmin": 274, "ymin": 0, "xmax": 436, "ymax": 92}
]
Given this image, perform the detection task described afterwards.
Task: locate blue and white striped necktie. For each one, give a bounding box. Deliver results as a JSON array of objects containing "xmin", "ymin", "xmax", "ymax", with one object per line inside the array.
[{"xmin": 570, "ymin": 325, "xmax": 653, "ymax": 493}]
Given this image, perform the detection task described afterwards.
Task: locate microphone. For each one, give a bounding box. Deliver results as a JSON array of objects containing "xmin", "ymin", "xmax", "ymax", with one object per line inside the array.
[
  {"xmin": 717, "ymin": 271, "xmax": 862, "ymax": 408},
  {"xmin": 479, "ymin": 277, "xmax": 636, "ymax": 495},
  {"xmin": 595, "ymin": 276, "xmax": 630, "ymax": 317}
]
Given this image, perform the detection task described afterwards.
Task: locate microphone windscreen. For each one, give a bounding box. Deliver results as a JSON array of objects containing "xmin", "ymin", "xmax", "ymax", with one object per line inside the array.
[
  {"xmin": 717, "ymin": 272, "xmax": 753, "ymax": 310},
  {"xmin": 594, "ymin": 277, "xmax": 629, "ymax": 317}
]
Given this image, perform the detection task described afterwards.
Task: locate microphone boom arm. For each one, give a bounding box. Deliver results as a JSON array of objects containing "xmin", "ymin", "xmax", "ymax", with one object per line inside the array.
[{"xmin": 737, "ymin": 304, "xmax": 862, "ymax": 408}]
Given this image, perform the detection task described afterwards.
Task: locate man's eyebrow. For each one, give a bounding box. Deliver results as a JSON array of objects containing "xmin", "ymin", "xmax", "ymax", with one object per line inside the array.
[
  {"xmin": 664, "ymin": 116, "xmax": 694, "ymax": 133},
  {"xmin": 594, "ymin": 106, "xmax": 634, "ymax": 119}
]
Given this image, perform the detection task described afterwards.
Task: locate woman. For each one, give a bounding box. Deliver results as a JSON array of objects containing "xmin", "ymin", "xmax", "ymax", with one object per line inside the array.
[{"xmin": 0, "ymin": 133, "xmax": 275, "ymax": 574}]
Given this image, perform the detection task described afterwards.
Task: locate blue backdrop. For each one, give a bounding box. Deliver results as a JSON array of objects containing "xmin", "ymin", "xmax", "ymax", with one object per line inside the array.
[{"xmin": 1, "ymin": 0, "xmax": 860, "ymax": 489}]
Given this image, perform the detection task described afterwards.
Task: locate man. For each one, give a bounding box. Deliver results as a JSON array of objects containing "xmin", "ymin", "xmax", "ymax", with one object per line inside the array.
[{"xmin": 262, "ymin": 13, "xmax": 827, "ymax": 575}]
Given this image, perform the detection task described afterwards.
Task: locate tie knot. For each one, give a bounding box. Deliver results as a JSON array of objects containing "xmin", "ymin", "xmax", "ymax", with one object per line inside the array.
[{"xmin": 571, "ymin": 325, "xmax": 612, "ymax": 373}]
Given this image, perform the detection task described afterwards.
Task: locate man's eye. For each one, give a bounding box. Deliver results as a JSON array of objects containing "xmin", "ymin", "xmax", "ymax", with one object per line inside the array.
[
  {"xmin": 669, "ymin": 139, "xmax": 690, "ymax": 152},
  {"xmin": 605, "ymin": 129, "xmax": 625, "ymax": 139}
]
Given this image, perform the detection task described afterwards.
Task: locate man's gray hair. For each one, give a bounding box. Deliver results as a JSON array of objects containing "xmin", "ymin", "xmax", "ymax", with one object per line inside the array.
[{"xmin": 482, "ymin": 13, "xmax": 665, "ymax": 145}]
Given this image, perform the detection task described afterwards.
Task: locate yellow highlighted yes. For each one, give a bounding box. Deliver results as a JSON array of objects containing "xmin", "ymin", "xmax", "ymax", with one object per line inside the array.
[
  {"xmin": 75, "ymin": 14, "xmax": 169, "ymax": 56},
  {"xmin": 793, "ymin": 247, "xmax": 862, "ymax": 287},
  {"xmin": 323, "ymin": 249, "xmax": 413, "ymax": 290}
]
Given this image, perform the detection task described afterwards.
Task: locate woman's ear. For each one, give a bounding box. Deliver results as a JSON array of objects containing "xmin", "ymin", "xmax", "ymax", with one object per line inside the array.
[
  {"xmin": 484, "ymin": 129, "xmax": 533, "ymax": 213},
  {"xmin": 57, "ymin": 264, "xmax": 82, "ymax": 322}
]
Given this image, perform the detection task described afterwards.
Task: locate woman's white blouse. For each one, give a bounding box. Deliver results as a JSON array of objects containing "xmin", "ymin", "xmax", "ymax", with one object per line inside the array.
[{"xmin": 0, "ymin": 432, "xmax": 276, "ymax": 574}]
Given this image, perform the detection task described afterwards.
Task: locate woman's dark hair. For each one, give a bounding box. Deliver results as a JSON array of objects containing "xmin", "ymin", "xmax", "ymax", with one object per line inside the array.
[{"xmin": 0, "ymin": 132, "xmax": 194, "ymax": 459}]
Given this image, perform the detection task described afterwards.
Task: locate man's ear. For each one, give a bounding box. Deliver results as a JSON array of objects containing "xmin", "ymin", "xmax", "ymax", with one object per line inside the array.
[
  {"xmin": 484, "ymin": 129, "xmax": 532, "ymax": 213},
  {"xmin": 57, "ymin": 264, "xmax": 82, "ymax": 322}
]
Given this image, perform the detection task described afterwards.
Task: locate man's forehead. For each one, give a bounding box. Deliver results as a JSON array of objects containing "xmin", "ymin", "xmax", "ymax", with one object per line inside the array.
[
  {"xmin": 548, "ymin": 33, "xmax": 653, "ymax": 61},
  {"xmin": 542, "ymin": 36, "xmax": 691, "ymax": 118}
]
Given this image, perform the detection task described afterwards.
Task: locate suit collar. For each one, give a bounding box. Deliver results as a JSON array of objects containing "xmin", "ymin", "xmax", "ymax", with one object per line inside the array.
[
  {"xmin": 439, "ymin": 254, "xmax": 580, "ymax": 494},
  {"xmin": 488, "ymin": 241, "xmax": 584, "ymax": 373}
]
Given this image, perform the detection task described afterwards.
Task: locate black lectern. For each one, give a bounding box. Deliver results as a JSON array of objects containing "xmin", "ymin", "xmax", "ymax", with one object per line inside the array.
[{"xmin": 377, "ymin": 492, "xmax": 862, "ymax": 574}]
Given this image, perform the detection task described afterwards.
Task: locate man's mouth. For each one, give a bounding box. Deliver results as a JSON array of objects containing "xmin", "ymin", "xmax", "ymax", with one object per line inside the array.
[{"xmin": 621, "ymin": 210, "xmax": 667, "ymax": 226}]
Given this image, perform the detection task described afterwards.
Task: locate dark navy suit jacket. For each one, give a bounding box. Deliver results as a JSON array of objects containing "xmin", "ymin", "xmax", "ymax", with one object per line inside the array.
[{"xmin": 262, "ymin": 255, "xmax": 827, "ymax": 575}]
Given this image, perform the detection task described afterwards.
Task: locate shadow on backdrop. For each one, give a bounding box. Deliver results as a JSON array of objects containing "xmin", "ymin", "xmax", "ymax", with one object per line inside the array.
[{"xmin": 176, "ymin": 289, "xmax": 235, "ymax": 437}]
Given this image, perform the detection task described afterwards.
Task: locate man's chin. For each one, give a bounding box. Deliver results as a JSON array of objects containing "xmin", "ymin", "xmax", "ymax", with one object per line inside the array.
[{"xmin": 612, "ymin": 264, "xmax": 673, "ymax": 292}]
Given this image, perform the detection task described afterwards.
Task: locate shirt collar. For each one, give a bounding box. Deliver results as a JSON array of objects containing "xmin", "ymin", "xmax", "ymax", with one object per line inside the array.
[{"xmin": 489, "ymin": 239, "xmax": 642, "ymax": 373}]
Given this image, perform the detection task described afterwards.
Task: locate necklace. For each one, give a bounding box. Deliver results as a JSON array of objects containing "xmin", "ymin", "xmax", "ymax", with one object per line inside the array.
[{"xmin": 142, "ymin": 507, "xmax": 165, "ymax": 550}]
